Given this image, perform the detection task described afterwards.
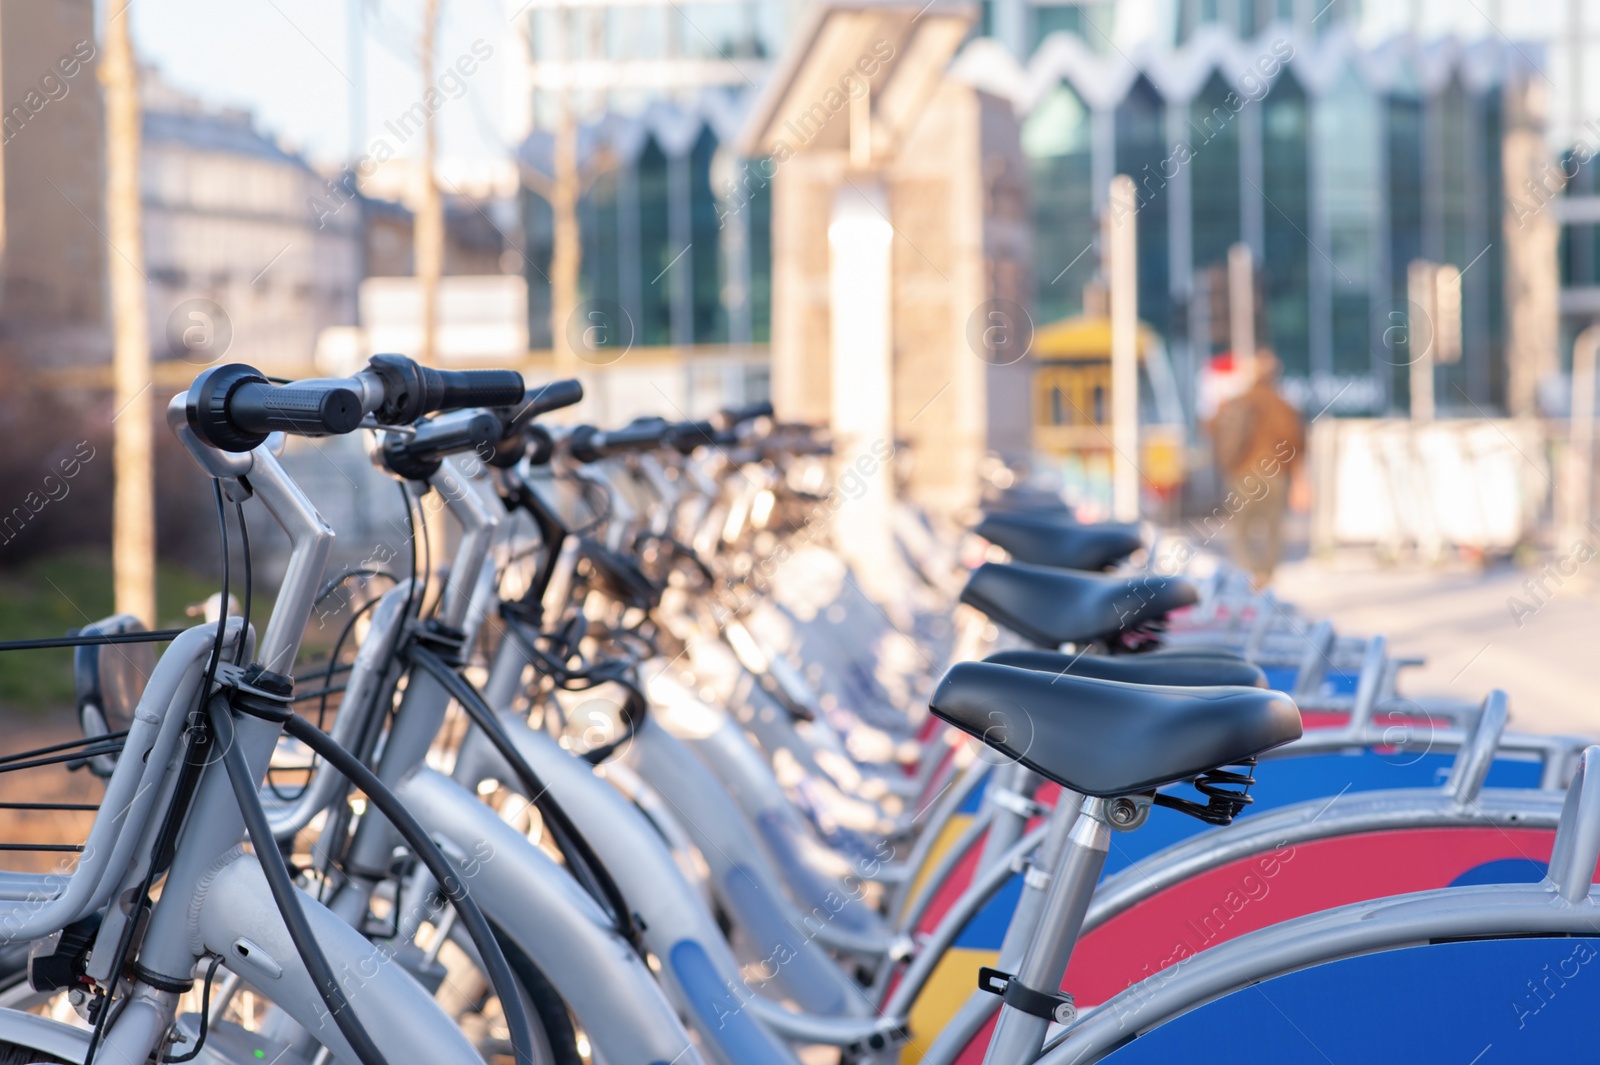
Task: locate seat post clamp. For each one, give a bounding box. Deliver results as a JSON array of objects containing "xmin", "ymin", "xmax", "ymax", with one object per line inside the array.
[
  {"xmin": 978, "ymin": 966, "xmax": 1077, "ymax": 1026},
  {"xmin": 989, "ymin": 787, "xmax": 1046, "ymax": 820}
]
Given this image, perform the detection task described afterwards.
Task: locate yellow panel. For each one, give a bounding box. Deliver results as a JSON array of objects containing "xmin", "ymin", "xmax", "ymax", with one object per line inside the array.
[
  {"xmin": 899, "ymin": 947, "xmax": 1000, "ymax": 1064},
  {"xmin": 897, "ymin": 814, "xmax": 973, "ymax": 921}
]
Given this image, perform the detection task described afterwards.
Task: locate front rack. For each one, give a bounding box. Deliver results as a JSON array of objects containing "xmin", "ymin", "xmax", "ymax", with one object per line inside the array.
[
  {"xmin": 0, "ymin": 731, "xmax": 126, "ymax": 853},
  {"xmin": 0, "ymin": 619, "xmax": 179, "ymax": 860}
]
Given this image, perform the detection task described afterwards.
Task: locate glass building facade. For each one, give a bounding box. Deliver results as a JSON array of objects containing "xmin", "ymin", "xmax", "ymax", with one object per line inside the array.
[
  {"xmin": 520, "ymin": 102, "xmax": 769, "ymax": 350},
  {"xmin": 517, "ymin": 2, "xmax": 1537, "ymax": 419},
  {"xmin": 962, "ymin": 28, "xmax": 1532, "ymax": 415}
]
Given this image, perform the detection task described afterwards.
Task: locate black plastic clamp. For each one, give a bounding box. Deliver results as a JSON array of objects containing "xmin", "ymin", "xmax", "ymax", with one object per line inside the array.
[
  {"xmin": 978, "ymin": 966, "xmax": 1078, "ymax": 1025},
  {"xmin": 225, "ymin": 665, "xmax": 295, "ymax": 723},
  {"xmin": 411, "ymin": 619, "xmax": 468, "ymax": 668}
]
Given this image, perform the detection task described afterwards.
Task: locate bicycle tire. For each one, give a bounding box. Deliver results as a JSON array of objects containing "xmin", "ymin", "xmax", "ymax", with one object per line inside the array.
[
  {"xmin": 0, "ymin": 1043, "xmax": 71, "ymax": 1065},
  {"xmin": 490, "ymin": 921, "xmax": 583, "ymax": 1065}
]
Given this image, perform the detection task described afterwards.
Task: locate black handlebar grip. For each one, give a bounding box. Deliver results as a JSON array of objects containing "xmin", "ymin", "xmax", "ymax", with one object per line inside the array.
[
  {"xmin": 719, "ymin": 400, "xmax": 774, "ymax": 427},
  {"xmin": 520, "ymin": 379, "xmax": 585, "ymax": 419},
  {"xmin": 381, "ymin": 410, "xmax": 501, "ymax": 481},
  {"xmin": 187, "ymin": 363, "xmax": 364, "ymax": 453},
  {"xmin": 567, "ymin": 420, "xmax": 670, "ymax": 463},
  {"xmin": 487, "ymin": 378, "xmax": 587, "ymax": 466},
  {"xmin": 366, "ymin": 354, "xmax": 524, "ymax": 424},
  {"xmin": 665, "ymin": 420, "xmax": 717, "ymax": 455},
  {"xmin": 427, "ymin": 367, "xmax": 526, "ymax": 412}
]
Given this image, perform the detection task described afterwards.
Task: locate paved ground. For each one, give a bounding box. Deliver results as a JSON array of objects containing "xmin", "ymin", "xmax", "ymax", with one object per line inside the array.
[{"xmin": 1271, "ymin": 550, "xmax": 1600, "ymax": 738}]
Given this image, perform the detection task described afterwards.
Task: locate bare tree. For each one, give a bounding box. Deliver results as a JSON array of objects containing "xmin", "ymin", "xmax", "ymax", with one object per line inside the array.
[
  {"xmin": 100, "ymin": 2, "xmax": 154, "ymax": 624},
  {"xmin": 416, "ymin": 0, "xmax": 444, "ymax": 365},
  {"xmin": 520, "ymin": 4, "xmax": 612, "ymax": 379}
]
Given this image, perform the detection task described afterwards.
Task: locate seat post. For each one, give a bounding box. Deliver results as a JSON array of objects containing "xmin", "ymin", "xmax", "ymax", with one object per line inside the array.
[
  {"xmin": 981, "ymin": 794, "xmax": 1112, "ymax": 1065},
  {"xmin": 976, "ymin": 762, "xmax": 1044, "ymax": 872}
]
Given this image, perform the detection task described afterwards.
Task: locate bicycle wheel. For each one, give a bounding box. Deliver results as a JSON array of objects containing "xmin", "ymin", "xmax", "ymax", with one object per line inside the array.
[
  {"xmin": 0, "ymin": 1043, "xmax": 71, "ymax": 1064},
  {"xmin": 418, "ymin": 915, "xmax": 581, "ymax": 1065}
]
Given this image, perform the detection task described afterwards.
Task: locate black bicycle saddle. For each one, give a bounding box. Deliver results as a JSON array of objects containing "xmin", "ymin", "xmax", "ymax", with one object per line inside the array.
[
  {"xmin": 974, "ymin": 512, "xmax": 1142, "ymax": 572},
  {"xmin": 960, "ymin": 562, "xmax": 1197, "ymax": 647},
  {"xmin": 984, "ymin": 648, "xmax": 1267, "ymax": 688},
  {"xmin": 929, "ymin": 662, "xmax": 1301, "ymax": 796}
]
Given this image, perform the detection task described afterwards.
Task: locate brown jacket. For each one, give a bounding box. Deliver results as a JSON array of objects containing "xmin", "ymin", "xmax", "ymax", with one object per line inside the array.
[{"xmin": 1210, "ymin": 381, "xmax": 1304, "ymax": 483}]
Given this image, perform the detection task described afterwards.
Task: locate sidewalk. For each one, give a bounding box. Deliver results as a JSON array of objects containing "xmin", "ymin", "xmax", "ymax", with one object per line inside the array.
[{"xmin": 1270, "ymin": 552, "xmax": 1600, "ymax": 738}]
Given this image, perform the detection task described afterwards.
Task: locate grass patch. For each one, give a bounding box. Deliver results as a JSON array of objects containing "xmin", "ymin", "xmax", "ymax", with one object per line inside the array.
[{"xmin": 0, "ymin": 552, "xmax": 238, "ymax": 715}]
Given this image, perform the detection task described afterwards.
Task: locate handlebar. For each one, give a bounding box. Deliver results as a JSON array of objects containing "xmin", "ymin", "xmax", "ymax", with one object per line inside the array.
[
  {"xmin": 380, "ymin": 409, "xmax": 502, "ymax": 481},
  {"xmin": 485, "ymin": 378, "xmax": 586, "ymax": 468},
  {"xmin": 664, "ymin": 420, "xmax": 717, "ymax": 455},
  {"xmin": 567, "ymin": 414, "xmax": 748, "ymax": 462},
  {"xmin": 366, "ymin": 354, "xmax": 525, "ymax": 425},
  {"xmin": 718, "ymin": 400, "xmax": 773, "ymax": 428},
  {"xmin": 566, "ymin": 419, "xmax": 672, "ymax": 463},
  {"xmin": 186, "ymin": 356, "xmax": 526, "ymax": 453},
  {"xmin": 516, "ymin": 379, "xmax": 585, "ymax": 421}
]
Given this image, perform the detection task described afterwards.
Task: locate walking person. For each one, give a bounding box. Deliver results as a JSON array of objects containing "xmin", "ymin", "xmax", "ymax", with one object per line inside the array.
[{"xmin": 1208, "ymin": 350, "xmax": 1305, "ymax": 590}]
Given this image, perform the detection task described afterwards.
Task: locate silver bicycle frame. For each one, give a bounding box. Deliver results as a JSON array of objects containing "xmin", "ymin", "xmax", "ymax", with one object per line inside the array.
[
  {"xmin": 65, "ymin": 417, "xmax": 483, "ymax": 1065},
  {"xmin": 309, "ymin": 456, "xmax": 711, "ymax": 1065},
  {"xmin": 1038, "ymin": 744, "xmax": 1600, "ymax": 1064}
]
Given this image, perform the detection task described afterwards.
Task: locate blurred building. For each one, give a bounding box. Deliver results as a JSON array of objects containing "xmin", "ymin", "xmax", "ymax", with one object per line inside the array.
[
  {"xmin": 958, "ymin": 27, "xmax": 1542, "ymax": 417},
  {"xmin": 517, "ymin": 101, "xmax": 760, "ymax": 349},
  {"xmin": 141, "ymin": 76, "xmax": 362, "ymax": 375},
  {"xmin": 0, "ymin": 0, "xmax": 107, "ymax": 367},
  {"xmin": 507, "ymin": 0, "xmax": 778, "ymax": 373}
]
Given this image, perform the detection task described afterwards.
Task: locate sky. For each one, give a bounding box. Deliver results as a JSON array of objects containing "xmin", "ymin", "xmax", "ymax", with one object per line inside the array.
[
  {"xmin": 128, "ymin": 0, "xmax": 520, "ymax": 167},
  {"xmin": 122, "ymin": 0, "xmax": 1596, "ymax": 166}
]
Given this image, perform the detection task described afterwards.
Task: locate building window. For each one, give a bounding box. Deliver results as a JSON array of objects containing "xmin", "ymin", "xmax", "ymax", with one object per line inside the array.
[
  {"xmin": 747, "ymin": 156, "xmax": 773, "ymax": 344},
  {"xmin": 1024, "ymin": 83, "xmax": 1094, "ymax": 324},
  {"xmin": 1189, "ymin": 72, "xmax": 1243, "ymax": 276},
  {"xmin": 580, "ymin": 165, "xmax": 622, "ymax": 315},
  {"xmin": 637, "ymin": 138, "xmax": 673, "ymax": 347},
  {"xmin": 1386, "ymin": 87, "xmax": 1423, "ymax": 406},
  {"xmin": 689, "ymin": 127, "xmax": 727, "ymax": 343},
  {"xmin": 1114, "ymin": 76, "xmax": 1169, "ymax": 336},
  {"xmin": 1316, "ymin": 65, "xmax": 1378, "ymax": 380},
  {"xmin": 1263, "ymin": 70, "xmax": 1310, "ymax": 378}
]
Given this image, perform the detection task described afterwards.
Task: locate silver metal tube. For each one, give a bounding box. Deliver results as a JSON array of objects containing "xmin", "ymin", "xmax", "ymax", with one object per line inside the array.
[
  {"xmin": 245, "ymin": 448, "xmax": 335, "ymax": 676},
  {"xmin": 1445, "ymin": 690, "xmax": 1508, "ymax": 805},
  {"xmin": 891, "ymin": 761, "xmax": 993, "ymax": 925},
  {"xmin": 95, "ymin": 983, "xmax": 177, "ymax": 1065},
  {"xmin": 1546, "ymin": 746, "xmax": 1600, "ymax": 902},
  {"xmin": 140, "ymin": 440, "xmax": 335, "ymax": 982},
  {"xmin": 430, "ymin": 457, "xmax": 498, "ymax": 629},
  {"xmin": 982, "ymin": 796, "xmax": 1111, "ymax": 1065},
  {"xmin": 395, "ymin": 768, "xmax": 710, "ymax": 1065},
  {"xmin": 0, "ymin": 623, "xmax": 225, "ymax": 941},
  {"xmin": 194, "ymin": 849, "xmax": 486, "ymax": 1064},
  {"xmin": 976, "ymin": 763, "xmax": 1041, "ymax": 872},
  {"xmin": 266, "ymin": 582, "xmax": 413, "ymax": 839},
  {"xmin": 993, "ymin": 793, "xmax": 1083, "ymax": 973},
  {"xmin": 880, "ymin": 826, "xmax": 1048, "ymax": 1019}
]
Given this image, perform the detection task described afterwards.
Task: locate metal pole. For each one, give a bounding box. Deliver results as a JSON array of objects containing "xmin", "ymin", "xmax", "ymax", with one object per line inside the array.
[
  {"xmin": 101, "ymin": 2, "xmax": 156, "ymax": 626},
  {"xmin": 415, "ymin": 0, "xmax": 443, "ymax": 366},
  {"xmin": 347, "ymin": 0, "xmax": 365, "ymax": 161},
  {"xmin": 1407, "ymin": 260, "xmax": 1436, "ymax": 421},
  {"xmin": 1228, "ymin": 242, "xmax": 1254, "ymax": 378},
  {"xmin": 1109, "ymin": 175, "xmax": 1140, "ymax": 522},
  {"xmin": 1562, "ymin": 325, "xmax": 1600, "ymax": 549}
]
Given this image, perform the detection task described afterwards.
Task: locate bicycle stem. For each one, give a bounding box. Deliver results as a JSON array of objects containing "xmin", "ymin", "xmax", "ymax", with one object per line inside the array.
[{"xmin": 137, "ymin": 413, "xmax": 332, "ymax": 970}]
